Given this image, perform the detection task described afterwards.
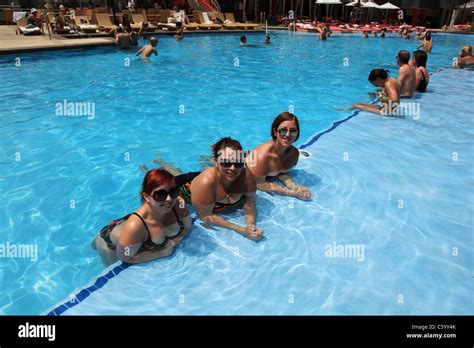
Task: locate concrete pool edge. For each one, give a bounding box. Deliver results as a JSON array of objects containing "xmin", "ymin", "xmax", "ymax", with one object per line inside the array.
[{"xmin": 0, "ymin": 28, "xmax": 265, "ymax": 55}]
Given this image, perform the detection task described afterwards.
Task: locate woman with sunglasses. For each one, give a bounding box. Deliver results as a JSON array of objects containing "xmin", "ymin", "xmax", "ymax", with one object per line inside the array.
[
  {"xmin": 246, "ymin": 112, "xmax": 312, "ymax": 201},
  {"xmin": 94, "ymin": 169, "xmax": 191, "ymax": 266},
  {"xmin": 190, "ymin": 137, "xmax": 263, "ymax": 241}
]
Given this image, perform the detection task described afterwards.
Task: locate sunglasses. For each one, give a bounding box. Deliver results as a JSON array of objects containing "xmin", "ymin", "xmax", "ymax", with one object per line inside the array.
[
  {"xmin": 219, "ymin": 160, "xmax": 245, "ymax": 169},
  {"xmin": 278, "ymin": 128, "xmax": 298, "ymax": 137},
  {"xmin": 152, "ymin": 187, "xmax": 180, "ymax": 202}
]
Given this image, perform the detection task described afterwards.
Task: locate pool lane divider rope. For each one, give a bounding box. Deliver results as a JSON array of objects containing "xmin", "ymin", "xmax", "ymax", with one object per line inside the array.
[{"xmin": 47, "ymin": 68, "xmax": 451, "ymax": 316}]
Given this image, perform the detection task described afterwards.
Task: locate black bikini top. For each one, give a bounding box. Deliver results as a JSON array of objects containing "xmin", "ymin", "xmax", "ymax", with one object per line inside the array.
[{"xmin": 135, "ymin": 208, "xmax": 185, "ymax": 250}]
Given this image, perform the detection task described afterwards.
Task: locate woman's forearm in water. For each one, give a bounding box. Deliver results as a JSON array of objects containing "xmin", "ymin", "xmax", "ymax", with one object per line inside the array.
[
  {"xmin": 257, "ymin": 182, "xmax": 295, "ymax": 196},
  {"xmin": 278, "ymin": 173, "xmax": 297, "ymax": 189},
  {"xmin": 201, "ymin": 214, "xmax": 245, "ymax": 234},
  {"xmin": 243, "ymin": 199, "xmax": 256, "ymax": 227}
]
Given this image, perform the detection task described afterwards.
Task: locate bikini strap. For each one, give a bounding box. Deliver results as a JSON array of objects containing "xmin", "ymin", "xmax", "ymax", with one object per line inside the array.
[
  {"xmin": 131, "ymin": 212, "xmax": 151, "ymax": 239},
  {"xmin": 172, "ymin": 207, "xmax": 184, "ymax": 229}
]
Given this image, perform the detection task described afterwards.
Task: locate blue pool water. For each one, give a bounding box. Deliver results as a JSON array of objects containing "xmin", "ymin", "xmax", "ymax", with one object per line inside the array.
[{"xmin": 0, "ymin": 32, "xmax": 472, "ymax": 315}]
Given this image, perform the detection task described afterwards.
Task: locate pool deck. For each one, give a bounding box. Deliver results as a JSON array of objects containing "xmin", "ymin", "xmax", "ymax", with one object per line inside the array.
[{"xmin": 0, "ymin": 25, "xmax": 265, "ymax": 55}]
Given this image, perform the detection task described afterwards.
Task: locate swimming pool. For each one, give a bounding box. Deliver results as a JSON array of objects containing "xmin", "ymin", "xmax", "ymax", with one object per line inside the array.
[{"xmin": 0, "ymin": 31, "xmax": 472, "ymax": 315}]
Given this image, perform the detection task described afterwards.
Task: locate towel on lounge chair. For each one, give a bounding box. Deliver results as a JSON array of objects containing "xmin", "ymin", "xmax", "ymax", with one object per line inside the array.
[
  {"xmin": 224, "ymin": 12, "xmax": 259, "ymax": 29},
  {"xmin": 193, "ymin": 11, "xmax": 221, "ymax": 30},
  {"xmin": 215, "ymin": 12, "xmax": 238, "ymax": 29}
]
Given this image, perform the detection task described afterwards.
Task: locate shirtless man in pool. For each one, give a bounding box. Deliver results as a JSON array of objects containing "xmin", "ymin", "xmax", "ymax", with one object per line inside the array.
[{"xmin": 135, "ymin": 37, "xmax": 158, "ymax": 60}]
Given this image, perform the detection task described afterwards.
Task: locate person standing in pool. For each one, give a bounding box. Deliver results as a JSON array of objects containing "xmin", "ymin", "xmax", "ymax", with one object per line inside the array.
[
  {"xmin": 455, "ymin": 45, "xmax": 474, "ymax": 68},
  {"xmin": 115, "ymin": 27, "xmax": 131, "ymax": 50},
  {"xmin": 240, "ymin": 35, "xmax": 247, "ymax": 45},
  {"xmin": 191, "ymin": 138, "xmax": 263, "ymax": 241},
  {"xmin": 396, "ymin": 50, "xmax": 416, "ymax": 97},
  {"xmin": 417, "ymin": 32, "xmax": 432, "ymax": 53},
  {"xmin": 350, "ymin": 69, "xmax": 400, "ymax": 116},
  {"xmin": 245, "ymin": 112, "xmax": 312, "ymax": 201},
  {"xmin": 135, "ymin": 37, "xmax": 158, "ymax": 60},
  {"xmin": 411, "ymin": 50, "xmax": 430, "ymax": 92},
  {"xmin": 94, "ymin": 169, "xmax": 192, "ymax": 266},
  {"xmin": 264, "ymin": 35, "xmax": 271, "ymax": 45}
]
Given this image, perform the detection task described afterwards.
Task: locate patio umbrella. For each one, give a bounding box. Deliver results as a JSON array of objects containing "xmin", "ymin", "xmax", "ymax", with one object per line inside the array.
[
  {"xmin": 361, "ymin": 0, "xmax": 379, "ymax": 8},
  {"xmin": 345, "ymin": 0, "xmax": 362, "ymax": 22},
  {"xmin": 378, "ymin": 1, "xmax": 400, "ymax": 9},
  {"xmin": 378, "ymin": 2, "xmax": 400, "ymax": 22},
  {"xmin": 361, "ymin": 1, "xmax": 379, "ymax": 22},
  {"xmin": 316, "ymin": 0, "xmax": 342, "ymax": 19}
]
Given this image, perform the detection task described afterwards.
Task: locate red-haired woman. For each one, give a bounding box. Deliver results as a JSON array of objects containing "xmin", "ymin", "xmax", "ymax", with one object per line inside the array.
[
  {"xmin": 94, "ymin": 169, "xmax": 191, "ymax": 266},
  {"xmin": 246, "ymin": 112, "xmax": 312, "ymax": 200}
]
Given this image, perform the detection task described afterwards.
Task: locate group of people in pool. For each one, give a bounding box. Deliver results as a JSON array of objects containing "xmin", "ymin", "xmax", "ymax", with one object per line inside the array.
[
  {"xmin": 133, "ymin": 34, "xmax": 272, "ymax": 60},
  {"xmin": 348, "ymin": 49, "xmax": 429, "ymax": 115},
  {"xmin": 98, "ymin": 35, "xmax": 474, "ymax": 264},
  {"xmin": 348, "ymin": 40, "xmax": 473, "ymax": 116},
  {"xmin": 94, "ymin": 112, "xmax": 312, "ymax": 265}
]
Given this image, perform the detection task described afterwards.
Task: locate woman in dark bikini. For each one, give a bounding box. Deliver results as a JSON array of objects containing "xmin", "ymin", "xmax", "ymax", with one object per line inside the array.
[
  {"xmin": 412, "ymin": 50, "xmax": 430, "ymax": 93},
  {"xmin": 246, "ymin": 112, "xmax": 311, "ymax": 200},
  {"xmin": 95, "ymin": 169, "xmax": 191, "ymax": 266},
  {"xmin": 147, "ymin": 138, "xmax": 263, "ymax": 241},
  {"xmin": 190, "ymin": 137, "xmax": 263, "ymax": 240}
]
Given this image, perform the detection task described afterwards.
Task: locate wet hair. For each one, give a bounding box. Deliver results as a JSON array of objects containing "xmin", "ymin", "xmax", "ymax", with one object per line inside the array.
[
  {"xmin": 368, "ymin": 69, "xmax": 389, "ymax": 82},
  {"xmin": 265, "ymin": 35, "xmax": 270, "ymax": 40},
  {"xmin": 211, "ymin": 137, "xmax": 243, "ymax": 159},
  {"xmin": 397, "ymin": 50, "xmax": 410, "ymax": 64},
  {"xmin": 271, "ymin": 112, "xmax": 300, "ymax": 141},
  {"xmin": 413, "ymin": 50, "xmax": 428, "ymax": 68},
  {"xmin": 462, "ymin": 45, "xmax": 472, "ymax": 55},
  {"xmin": 425, "ymin": 32, "xmax": 431, "ymax": 41},
  {"xmin": 150, "ymin": 37, "xmax": 158, "ymax": 46},
  {"xmin": 240, "ymin": 35, "xmax": 246, "ymax": 42},
  {"xmin": 141, "ymin": 169, "xmax": 175, "ymax": 202}
]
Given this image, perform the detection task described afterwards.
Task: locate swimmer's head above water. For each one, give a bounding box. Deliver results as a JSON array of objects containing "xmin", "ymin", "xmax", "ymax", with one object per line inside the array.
[
  {"xmin": 141, "ymin": 168, "xmax": 178, "ymax": 213},
  {"xmin": 212, "ymin": 137, "xmax": 245, "ymax": 181},
  {"xmin": 412, "ymin": 50, "xmax": 428, "ymax": 68},
  {"xmin": 460, "ymin": 45, "xmax": 472, "ymax": 57},
  {"xmin": 271, "ymin": 112, "xmax": 300, "ymax": 148},
  {"xmin": 150, "ymin": 37, "xmax": 158, "ymax": 47},
  {"xmin": 240, "ymin": 35, "xmax": 247, "ymax": 45},
  {"xmin": 368, "ymin": 68, "xmax": 389, "ymax": 87},
  {"xmin": 397, "ymin": 50, "xmax": 410, "ymax": 66}
]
